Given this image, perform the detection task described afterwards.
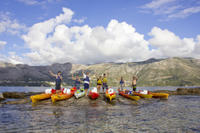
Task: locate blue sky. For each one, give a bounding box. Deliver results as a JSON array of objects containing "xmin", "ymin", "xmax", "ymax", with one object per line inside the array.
[{"xmin": 0, "ymin": 0, "xmax": 200, "ymax": 65}]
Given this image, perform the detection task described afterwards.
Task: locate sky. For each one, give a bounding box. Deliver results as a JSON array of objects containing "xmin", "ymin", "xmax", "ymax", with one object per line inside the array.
[{"xmin": 0, "ymin": 0, "xmax": 200, "ymax": 65}]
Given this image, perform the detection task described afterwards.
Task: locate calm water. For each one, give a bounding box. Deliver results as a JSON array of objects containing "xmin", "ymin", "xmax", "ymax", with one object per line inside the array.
[
  {"xmin": 0, "ymin": 87, "xmax": 200, "ymax": 133},
  {"xmin": 0, "ymin": 86, "xmax": 199, "ymax": 93}
]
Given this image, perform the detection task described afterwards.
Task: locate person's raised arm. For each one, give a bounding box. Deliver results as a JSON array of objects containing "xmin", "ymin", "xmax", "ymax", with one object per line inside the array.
[
  {"xmin": 82, "ymin": 70, "xmax": 86, "ymax": 78},
  {"xmin": 72, "ymin": 74, "xmax": 76, "ymax": 80},
  {"xmin": 49, "ymin": 70, "xmax": 56, "ymax": 77}
]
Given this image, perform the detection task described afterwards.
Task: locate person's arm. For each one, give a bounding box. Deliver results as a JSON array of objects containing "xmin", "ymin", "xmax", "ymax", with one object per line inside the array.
[
  {"xmin": 60, "ymin": 75, "xmax": 63, "ymax": 80},
  {"xmin": 49, "ymin": 70, "xmax": 56, "ymax": 77},
  {"xmin": 82, "ymin": 70, "xmax": 84, "ymax": 76},
  {"xmin": 71, "ymin": 74, "xmax": 76, "ymax": 80}
]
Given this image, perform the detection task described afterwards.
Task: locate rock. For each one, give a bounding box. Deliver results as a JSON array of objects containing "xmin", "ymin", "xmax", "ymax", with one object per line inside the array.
[
  {"xmin": 153, "ymin": 88, "xmax": 200, "ymax": 95},
  {"xmin": 177, "ymin": 88, "xmax": 200, "ymax": 95},
  {"xmin": 3, "ymin": 98, "xmax": 31, "ymax": 105},
  {"xmin": 2, "ymin": 92, "xmax": 42, "ymax": 99},
  {"xmin": 152, "ymin": 90, "xmax": 177, "ymax": 95},
  {"xmin": 3, "ymin": 92, "xmax": 26, "ymax": 98},
  {"xmin": 0, "ymin": 93, "xmax": 5, "ymax": 101}
]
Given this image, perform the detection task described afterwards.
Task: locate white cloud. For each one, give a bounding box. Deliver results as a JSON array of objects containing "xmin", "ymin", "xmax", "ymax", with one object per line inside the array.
[
  {"xmin": 140, "ymin": 0, "xmax": 200, "ymax": 20},
  {"xmin": 0, "ymin": 41, "xmax": 7, "ymax": 46},
  {"xmin": 73, "ymin": 17, "xmax": 87, "ymax": 24},
  {"xmin": 148, "ymin": 27, "xmax": 196, "ymax": 57},
  {"xmin": 21, "ymin": 7, "xmax": 154, "ymax": 65},
  {"xmin": 17, "ymin": 0, "xmax": 39, "ymax": 5},
  {"xmin": 142, "ymin": 0, "xmax": 175, "ymax": 9},
  {"xmin": 2, "ymin": 7, "xmax": 198, "ymax": 65},
  {"xmin": 168, "ymin": 6, "xmax": 200, "ymax": 18},
  {"xmin": 0, "ymin": 52, "xmax": 24, "ymax": 64},
  {"xmin": 193, "ymin": 35, "xmax": 200, "ymax": 58},
  {"xmin": 0, "ymin": 12, "xmax": 27, "ymax": 35},
  {"xmin": 16, "ymin": 0, "xmax": 62, "ymax": 5},
  {"xmin": 0, "ymin": 40, "xmax": 7, "ymax": 49}
]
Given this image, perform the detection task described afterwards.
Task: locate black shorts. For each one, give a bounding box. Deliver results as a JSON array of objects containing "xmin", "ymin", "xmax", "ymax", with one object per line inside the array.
[
  {"xmin": 132, "ymin": 85, "xmax": 136, "ymax": 91},
  {"xmin": 102, "ymin": 83, "xmax": 108, "ymax": 89},
  {"xmin": 84, "ymin": 83, "xmax": 89, "ymax": 89},
  {"xmin": 55, "ymin": 84, "xmax": 61, "ymax": 90}
]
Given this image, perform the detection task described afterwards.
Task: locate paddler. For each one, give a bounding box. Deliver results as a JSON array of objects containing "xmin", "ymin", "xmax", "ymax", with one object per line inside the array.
[
  {"xmin": 72, "ymin": 74, "xmax": 82, "ymax": 90},
  {"xmin": 102, "ymin": 73, "xmax": 108, "ymax": 93},
  {"xmin": 82, "ymin": 70, "xmax": 90, "ymax": 96},
  {"xmin": 119, "ymin": 76, "xmax": 125, "ymax": 90},
  {"xmin": 97, "ymin": 76, "xmax": 102, "ymax": 93},
  {"xmin": 49, "ymin": 70, "xmax": 63, "ymax": 93},
  {"xmin": 132, "ymin": 76, "xmax": 138, "ymax": 92}
]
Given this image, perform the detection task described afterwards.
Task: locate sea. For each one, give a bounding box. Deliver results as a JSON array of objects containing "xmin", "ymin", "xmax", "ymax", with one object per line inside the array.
[{"xmin": 0, "ymin": 86, "xmax": 200, "ymax": 133}]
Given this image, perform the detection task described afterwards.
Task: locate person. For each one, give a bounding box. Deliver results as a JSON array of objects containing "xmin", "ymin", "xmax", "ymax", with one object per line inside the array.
[
  {"xmin": 132, "ymin": 76, "xmax": 138, "ymax": 92},
  {"xmin": 119, "ymin": 76, "xmax": 125, "ymax": 90},
  {"xmin": 82, "ymin": 70, "xmax": 90, "ymax": 96},
  {"xmin": 97, "ymin": 76, "xmax": 102, "ymax": 93},
  {"xmin": 49, "ymin": 70, "xmax": 63, "ymax": 92},
  {"xmin": 102, "ymin": 73, "xmax": 108, "ymax": 93},
  {"xmin": 72, "ymin": 74, "xmax": 81, "ymax": 90}
]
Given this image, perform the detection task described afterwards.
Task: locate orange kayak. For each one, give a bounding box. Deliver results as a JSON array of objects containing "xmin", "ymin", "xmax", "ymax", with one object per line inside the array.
[
  {"xmin": 51, "ymin": 87, "xmax": 76, "ymax": 103},
  {"xmin": 118, "ymin": 90, "xmax": 140, "ymax": 101},
  {"xmin": 51, "ymin": 93, "xmax": 73, "ymax": 103}
]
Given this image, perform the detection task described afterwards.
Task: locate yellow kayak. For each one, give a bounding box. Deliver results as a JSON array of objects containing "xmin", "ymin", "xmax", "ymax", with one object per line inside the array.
[
  {"xmin": 30, "ymin": 93, "xmax": 52, "ymax": 103},
  {"xmin": 150, "ymin": 92, "xmax": 169, "ymax": 99},
  {"xmin": 133, "ymin": 92, "xmax": 153, "ymax": 98},
  {"xmin": 118, "ymin": 90, "xmax": 140, "ymax": 101},
  {"xmin": 105, "ymin": 89, "xmax": 116, "ymax": 101}
]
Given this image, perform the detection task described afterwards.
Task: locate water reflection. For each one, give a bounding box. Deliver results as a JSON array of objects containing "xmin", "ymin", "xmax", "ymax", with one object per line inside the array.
[{"xmin": 0, "ymin": 95, "xmax": 200, "ymax": 132}]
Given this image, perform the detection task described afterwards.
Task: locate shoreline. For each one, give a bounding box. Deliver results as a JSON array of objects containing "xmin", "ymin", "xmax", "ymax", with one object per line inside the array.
[{"xmin": 0, "ymin": 87, "xmax": 200, "ymax": 105}]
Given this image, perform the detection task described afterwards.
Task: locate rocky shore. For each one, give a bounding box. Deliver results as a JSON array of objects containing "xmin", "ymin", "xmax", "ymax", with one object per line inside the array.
[{"xmin": 0, "ymin": 87, "xmax": 200, "ymax": 105}]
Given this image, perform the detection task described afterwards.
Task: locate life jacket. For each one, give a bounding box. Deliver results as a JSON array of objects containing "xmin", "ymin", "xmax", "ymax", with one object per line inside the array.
[
  {"xmin": 102, "ymin": 77, "xmax": 107, "ymax": 83},
  {"xmin": 97, "ymin": 79, "xmax": 102, "ymax": 85},
  {"xmin": 83, "ymin": 75, "xmax": 90, "ymax": 84},
  {"xmin": 75, "ymin": 79, "xmax": 81, "ymax": 86},
  {"xmin": 56, "ymin": 75, "xmax": 62, "ymax": 85},
  {"xmin": 120, "ymin": 80, "xmax": 124, "ymax": 85}
]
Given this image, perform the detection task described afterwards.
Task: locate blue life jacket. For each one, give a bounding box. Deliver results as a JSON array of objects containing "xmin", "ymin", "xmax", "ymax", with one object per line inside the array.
[
  {"xmin": 84, "ymin": 76, "xmax": 90, "ymax": 82},
  {"xmin": 120, "ymin": 80, "xmax": 124, "ymax": 85}
]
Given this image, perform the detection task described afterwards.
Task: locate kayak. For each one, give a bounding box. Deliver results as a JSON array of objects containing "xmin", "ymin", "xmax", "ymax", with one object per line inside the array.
[
  {"xmin": 88, "ymin": 91, "xmax": 99, "ymax": 99},
  {"xmin": 150, "ymin": 92, "xmax": 169, "ymax": 99},
  {"xmin": 51, "ymin": 93, "xmax": 73, "ymax": 103},
  {"xmin": 105, "ymin": 88, "xmax": 116, "ymax": 101},
  {"xmin": 30, "ymin": 88, "xmax": 56, "ymax": 103},
  {"xmin": 51, "ymin": 87, "xmax": 76, "ymax": 103},
  {"xmin": 118, "ymin": 89, "xmax": 140, "ymax": 101},
  {"xmin": 88, "ymin": 87, "xmax": 99, "ymax": 100},
  {"xmin": 74, "ymin": 89, "xmax": 85, "ymax": 99},
  {"xmin": 30, "ymin": 93, "xmax": 52, "ymax": 103},
  {"xmin": 133, "ymin": 92, "xmax": 153, "ymax": 98}
]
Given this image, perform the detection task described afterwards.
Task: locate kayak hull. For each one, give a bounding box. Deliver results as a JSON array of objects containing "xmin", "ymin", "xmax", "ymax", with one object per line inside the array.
[
  {"xmin": 30, "ymin": 93, "xmax": 51, "ymax": 103},
  {"xmin": 51, "ymin": 93, "xmax": 73, "ymax": 103},
  {"xmin": 118, "ymin": 90, "xmax": 140, "ymax": 101},
  {"xmin": 151, "ymin": 93, "xmax": 169, "ymax": 99},
  {"xmin": 88, "ymin": 91, "xmax": 99, "ymax": 100},
  {"xmin": 74, "ymin": 90, "xmax": 85, "ymax": 99},
  {"xmin": 133, "ymin": 92, "xmax": 153, "ymax": 98},
  {"xmin": 105, "ymin": 90, "xmax": 116, "ymax": 101}
]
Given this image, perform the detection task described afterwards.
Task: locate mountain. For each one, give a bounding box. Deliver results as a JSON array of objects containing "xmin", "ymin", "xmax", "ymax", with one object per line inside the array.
[{"xmin": 0, "ymin": 57, "xmax": 200, "ymax": 87}]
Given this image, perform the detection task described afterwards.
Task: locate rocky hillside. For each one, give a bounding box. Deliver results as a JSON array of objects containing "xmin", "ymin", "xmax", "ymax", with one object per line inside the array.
[{"xmin": 0, "ymin": 57, "xmax": 200, "ymax": 87}]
